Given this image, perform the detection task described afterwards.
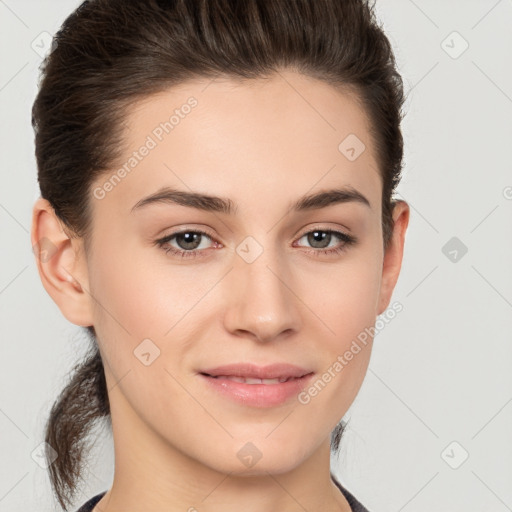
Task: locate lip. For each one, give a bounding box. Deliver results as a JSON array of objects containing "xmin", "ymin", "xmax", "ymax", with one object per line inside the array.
[
  {"xmin": 198, "ymin": 363, "xmax": 314, "ymax": 408},
  {"xmin": 199, "ymin": 362, "xmax": 312, "ymax": 379}
]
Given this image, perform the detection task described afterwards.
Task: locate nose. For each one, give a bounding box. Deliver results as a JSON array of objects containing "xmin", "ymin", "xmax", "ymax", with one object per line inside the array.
[{"xmin": 222, "ymin": 242, "xmax": 302, "ymax": 343}]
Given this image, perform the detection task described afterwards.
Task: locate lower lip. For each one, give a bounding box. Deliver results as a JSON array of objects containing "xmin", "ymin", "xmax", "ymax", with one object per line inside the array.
[{"xmin": 199, "ymin": 373, "xmax": 314, "ymax": 408}]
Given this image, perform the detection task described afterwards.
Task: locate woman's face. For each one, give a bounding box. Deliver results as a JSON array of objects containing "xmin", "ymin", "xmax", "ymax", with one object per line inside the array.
[{"xmin": 67, "ymin": 70, "xmax": 407, "ymax": 475}]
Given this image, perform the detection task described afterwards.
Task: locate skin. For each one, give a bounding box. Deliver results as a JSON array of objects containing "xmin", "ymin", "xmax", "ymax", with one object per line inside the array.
[{"xmin": 32, "ymin": 69, "xmax": 409, "ymax": 512}]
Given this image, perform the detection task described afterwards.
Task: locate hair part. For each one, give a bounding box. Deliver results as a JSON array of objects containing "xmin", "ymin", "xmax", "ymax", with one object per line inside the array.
[{"xmin": 32, "ymin": 0, "xmax": 405, "ymax": 508}]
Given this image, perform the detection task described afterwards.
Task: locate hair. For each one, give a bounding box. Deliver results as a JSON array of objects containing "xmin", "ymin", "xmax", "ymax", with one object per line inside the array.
[{"xmin": 32, "ymin": 0, "xmax": 405, "ymax": 509}]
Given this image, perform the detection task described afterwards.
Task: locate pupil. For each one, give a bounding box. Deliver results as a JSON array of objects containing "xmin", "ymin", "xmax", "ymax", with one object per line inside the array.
[
  {"xmin": 308, "ymin": 230, "xmax": 330, "ymax": 248},
  {"xmin": 178, "ymin": 232, "xmax": 200, "ymax": 250}
]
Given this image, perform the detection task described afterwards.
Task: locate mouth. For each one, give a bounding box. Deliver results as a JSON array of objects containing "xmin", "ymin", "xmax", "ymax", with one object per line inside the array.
[
  {"xmin": 197, "ymin": 363, "xmax": 314, "ymax": 407},
  {"xmin": 199, "ymin": 373, "xmax": 308, "ymax": 384},
  {"xmin": 198, "ymin": 362, "xmax": 312, "ymax": 381}
]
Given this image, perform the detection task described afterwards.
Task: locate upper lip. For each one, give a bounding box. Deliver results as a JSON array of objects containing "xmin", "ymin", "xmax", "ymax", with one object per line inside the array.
[{"xmin": 200, "ymin": 363, "xmax": 313, "ymax": 379}]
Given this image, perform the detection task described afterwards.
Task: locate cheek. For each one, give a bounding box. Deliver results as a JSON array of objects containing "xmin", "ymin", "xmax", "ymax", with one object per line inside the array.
[
  {"xmin": 88, "ymin": 232, "xmax": 177, "ymax": 335},
  {"xmin": 301, "ymin": 256, "xmax": 382, "ymax": 397},
  {"xmin": 86, "ymin": 239, "xmax": 165, "ymax": 385},
  {"xmin": 87, "ymin": 238, "xmax": 217, "ymax": 383},
  {"xmin": 304, "ymin": 255, "xmax": 382, "ymax": 339}
]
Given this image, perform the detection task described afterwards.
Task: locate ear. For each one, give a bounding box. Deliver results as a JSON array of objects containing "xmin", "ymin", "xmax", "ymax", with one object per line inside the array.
[
  {"xmin": 377, "ymin": 199, "xmax": 410, "ymax": 315},
  {"xmin": 31, "ymin": 197, "xmax": 94, "ymax": 327}
]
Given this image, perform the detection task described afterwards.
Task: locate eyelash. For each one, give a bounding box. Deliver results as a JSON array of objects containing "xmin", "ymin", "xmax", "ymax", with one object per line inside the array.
[{"xmin": 154, "ymin": 227, "xmax": 357, "ymax": 259}]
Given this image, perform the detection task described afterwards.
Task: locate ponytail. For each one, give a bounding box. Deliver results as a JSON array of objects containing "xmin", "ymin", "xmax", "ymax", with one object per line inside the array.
[{"xmin": 44, "ymin": 327, "xmax": 109, "ymax": 511}]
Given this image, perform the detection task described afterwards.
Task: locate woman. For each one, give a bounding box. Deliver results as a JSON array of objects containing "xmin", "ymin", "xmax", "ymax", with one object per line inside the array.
[{"xmin": 30, "ymin": 0, "xmax": 409, "ymax": 510}]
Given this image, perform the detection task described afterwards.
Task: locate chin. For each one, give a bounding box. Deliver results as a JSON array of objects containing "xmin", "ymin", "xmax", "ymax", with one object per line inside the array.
[{"xmin": 205, "ymin": 440, "xmax": 311, "ymax": 477}]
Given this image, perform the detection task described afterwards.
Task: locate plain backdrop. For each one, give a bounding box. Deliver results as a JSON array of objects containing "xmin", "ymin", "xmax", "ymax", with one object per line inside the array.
[{"xmin": 1, "ymin": 1, "xmax": 511, "ymax": 511}]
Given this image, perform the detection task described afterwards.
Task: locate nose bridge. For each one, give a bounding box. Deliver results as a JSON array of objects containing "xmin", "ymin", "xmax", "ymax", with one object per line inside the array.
[{"xmin": 223, "ymin": 236, "xmax": 302, "ymax": 342}]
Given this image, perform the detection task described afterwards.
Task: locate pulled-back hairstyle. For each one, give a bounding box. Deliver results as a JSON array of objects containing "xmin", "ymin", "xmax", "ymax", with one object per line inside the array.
[{"xmin": 32, "ymin": 0, "xmax": 405, "ymax": 509}]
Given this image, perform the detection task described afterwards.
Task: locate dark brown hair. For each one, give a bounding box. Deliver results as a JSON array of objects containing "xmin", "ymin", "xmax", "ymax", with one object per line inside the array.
[{"xmin": 32, "ymin": 0, "xmax": 405, "ymax": 509}]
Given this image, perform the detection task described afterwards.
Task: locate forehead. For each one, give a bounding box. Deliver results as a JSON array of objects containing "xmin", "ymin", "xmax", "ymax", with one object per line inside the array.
[{"xmin": 92, "ymin": 69, "xmax": 381, "ymax": 218}]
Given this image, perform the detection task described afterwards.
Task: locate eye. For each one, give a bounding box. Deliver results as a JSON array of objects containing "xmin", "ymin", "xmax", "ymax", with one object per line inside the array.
[
  {"xmin": 294, "ymin": 228, "xmax": 357, "ymax": 257},
  {"xmin": 154, "ymin": 226, "xmax": 357, "ymax": 259},
  {"xmin": 155, "ymin": 229, "xmax": 218, "ymax": 259}
]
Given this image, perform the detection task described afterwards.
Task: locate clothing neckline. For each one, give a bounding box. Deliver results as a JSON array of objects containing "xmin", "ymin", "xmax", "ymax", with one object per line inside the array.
[
  {"xmin": 75, "ymin": 491, "xmax": 106, "ymax": 512},
  {"xmin": 331, "ymin": 472, "xmax": 371, "ymax": 512},
  {"xmin": 76, "ymin": 475, "xmax": 369, "ymax": 512}
]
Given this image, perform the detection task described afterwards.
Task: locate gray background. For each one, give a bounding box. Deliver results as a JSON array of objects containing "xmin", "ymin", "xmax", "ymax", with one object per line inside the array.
[{"xmin": 1, "ymin": 1, "xmax": 511, "ymax": 511}]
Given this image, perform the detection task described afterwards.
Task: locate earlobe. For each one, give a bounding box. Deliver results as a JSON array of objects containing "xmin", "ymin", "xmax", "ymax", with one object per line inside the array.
[
  {"xmin": 377, "ymin": 199, "xmax": 410, "ymax": 316},
  {"xmin": 31, "ymin": 198, "xmax": 94, "ymax": 327}
]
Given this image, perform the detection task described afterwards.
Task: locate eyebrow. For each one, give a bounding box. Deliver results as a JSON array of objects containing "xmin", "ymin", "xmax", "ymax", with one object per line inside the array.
[{"xmin": 130, "ymin": 185, "xmax": 371, "ymax": 215}]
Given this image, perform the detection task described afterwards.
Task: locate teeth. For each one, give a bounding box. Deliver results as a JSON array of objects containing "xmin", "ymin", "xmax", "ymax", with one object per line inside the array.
[{"xmin": 214, "ymin": 375, "xmax": 293, "ymax": 384}]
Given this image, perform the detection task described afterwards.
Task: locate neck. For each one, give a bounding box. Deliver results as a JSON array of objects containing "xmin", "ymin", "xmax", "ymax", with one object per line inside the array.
[
  {"xmin": 94, "ymin": 421, "xmax": 351, "ymax": 511},
  {"xmin": 93, "ymin": 372, "xmax": 352, "ymax": 512}
]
